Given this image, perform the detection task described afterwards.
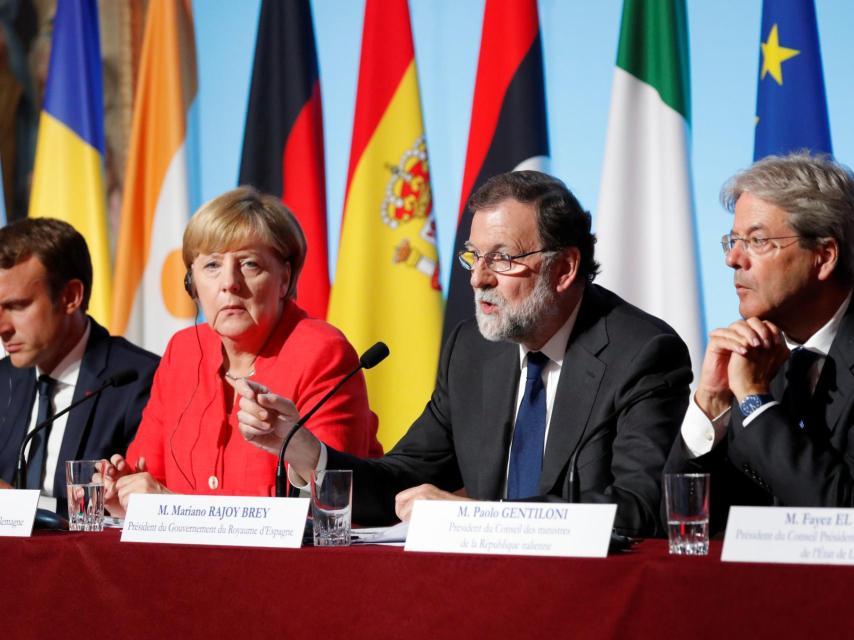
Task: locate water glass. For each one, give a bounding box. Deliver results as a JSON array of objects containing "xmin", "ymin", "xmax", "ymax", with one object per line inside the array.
[
  {"xmin": 311, "ymin": 470, "xmax": 352, "ymax": 546},
  {"xmin": 65, "ymin": 460, "xmax": 105, "ymax": 532},
  {"xmin": 664, "ymin": 473, "xmax": 710, "ymax": 555}
]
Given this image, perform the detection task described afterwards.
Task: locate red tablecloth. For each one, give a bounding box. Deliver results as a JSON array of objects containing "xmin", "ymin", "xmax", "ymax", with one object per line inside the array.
[{"xmin": 1, "ymin": 531, "xmax": 850, "ymax": 639}]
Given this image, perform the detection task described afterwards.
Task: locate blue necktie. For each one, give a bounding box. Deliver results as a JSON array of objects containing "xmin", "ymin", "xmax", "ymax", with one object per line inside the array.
[
  {"xmin": 26, "ymin": 375, "xmax": 56, "ymax": 491},
  {"xmin": 507, "ymin": 351, "xmax": 549, "ymax": 499}
]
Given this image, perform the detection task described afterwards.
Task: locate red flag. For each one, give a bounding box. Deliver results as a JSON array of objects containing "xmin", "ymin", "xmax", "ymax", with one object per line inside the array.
[
  {"xmin": 443, "ymin": 0, "xmax": 549, "ymax": 340},
  {"xmin": 239, "ymin": 0, "xmax": 329, "ymax": 318}
]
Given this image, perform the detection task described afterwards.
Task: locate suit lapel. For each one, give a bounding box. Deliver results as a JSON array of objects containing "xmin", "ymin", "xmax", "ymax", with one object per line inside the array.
[
  {"xmin": 477, "ymin": 343, "xmax": 520, "ymax": 498},
  {"xmin": 53, "ymin": 321, "xmax": 110, "ymax": 495},
  {"xmin": 819, "ymin": 307, "xmax": 854, "ymax": 436},
  {"xmin": 0, "ymin": 367, "xmax": 37, "ymax": 480},
  {"xmin": 540, "ymin": 289, "xmax": 608, "ymax": 494}
]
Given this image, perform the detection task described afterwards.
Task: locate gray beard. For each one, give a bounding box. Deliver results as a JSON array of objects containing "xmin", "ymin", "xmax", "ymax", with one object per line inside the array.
[{"xmin": 474, "ymin": 272, "xmax": 559, "ymax": 343}]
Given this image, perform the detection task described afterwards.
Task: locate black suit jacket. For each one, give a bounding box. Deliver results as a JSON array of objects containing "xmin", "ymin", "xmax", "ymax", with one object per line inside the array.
[
  {"xmin": 327, "ymin": 285, "xmax": 691, "ymax": 536},
  {"xmin": 0, "ymin": 319, "xmax": 159, "ymax": 514},
  {"xmin": 666, "ymin": 302, "xmax": 854, "ymax": 533}
]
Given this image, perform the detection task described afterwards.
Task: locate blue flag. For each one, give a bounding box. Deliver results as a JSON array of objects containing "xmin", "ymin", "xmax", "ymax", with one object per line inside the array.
[{"xmin": 754, "ymin": 0, "xmax": 832, "ymax": 159}]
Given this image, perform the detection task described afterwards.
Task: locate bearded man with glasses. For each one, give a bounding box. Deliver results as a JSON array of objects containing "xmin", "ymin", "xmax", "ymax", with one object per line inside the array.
[
  {"xmin": 255, "ymin": 170, "xmax": 691, "ymax": 537},
  {"xmin": 667, "ymin": 152, "xmax": 854, "ymax": 533}
]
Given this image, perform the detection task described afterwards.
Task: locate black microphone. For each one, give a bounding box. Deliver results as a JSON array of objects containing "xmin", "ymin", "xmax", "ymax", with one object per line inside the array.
[
  {"xmin": 565, "ymin": 367, "xmax": 692, "ymax": 503},
  {"xmin": 14, "ymin": 369, "xmax": 139, "ymax": 489},
  {"xmin": 275, "ymin": 342, "xmax": 389, "ymax": 497}
]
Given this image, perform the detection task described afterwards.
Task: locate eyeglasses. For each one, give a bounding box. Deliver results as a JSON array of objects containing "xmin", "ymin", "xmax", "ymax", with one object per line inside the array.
[
  {"xmin": 720, "ymin": 233, "xmax": 801, "ymax": 257},
  {"xmin": 457, "ymin": 248, "xmax": 553, "ymax": 273}
]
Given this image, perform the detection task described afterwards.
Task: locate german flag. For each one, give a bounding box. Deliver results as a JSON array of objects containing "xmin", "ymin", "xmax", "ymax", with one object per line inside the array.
[
  {"xmin": 328, "ymin": 0, "xmax": 442, "ymax": 447},
  {"xmin": 443, "ymin": 0, "xmax": 549, "ymax": 342},
  {"xmin": 239, "ymin": 0, "xmax": 329, "ymax": 319}
]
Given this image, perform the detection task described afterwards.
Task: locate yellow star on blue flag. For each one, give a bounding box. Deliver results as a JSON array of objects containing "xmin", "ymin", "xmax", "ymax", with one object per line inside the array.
[
  {"xmin": 760, "ymin": 24, "xmax": 800, "ymax": 85},
  {"xmin": 754, "ymin": 0, "xmax": 831, "ymax": 160}
]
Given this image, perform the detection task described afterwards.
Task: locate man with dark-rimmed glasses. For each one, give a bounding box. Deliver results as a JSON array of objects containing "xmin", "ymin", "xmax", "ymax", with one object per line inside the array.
[
  {"xmin": 257, "ymin": 169, "xmax": 691, "ymax": 538},
  {"xmin": 667, "ymin": 152, "xmax": 854, "ymax": 532}
]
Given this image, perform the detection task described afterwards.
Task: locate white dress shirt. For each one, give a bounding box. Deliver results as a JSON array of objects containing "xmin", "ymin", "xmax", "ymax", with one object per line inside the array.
[
  {"xmin": 25, "ymin": 321, "xmax": 90, "ymax": 498},
  {"xmin": 680, "ymin": 293, "xmax": 851, "ymax": 457}
]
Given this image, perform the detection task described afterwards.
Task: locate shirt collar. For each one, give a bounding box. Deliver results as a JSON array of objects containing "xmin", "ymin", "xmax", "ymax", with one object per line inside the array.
[
  {"xmin": 517, "ymin": 293, "xmax": 583, "ymax": 369},
  {"xmin": 784, "ymin": 290, "xmax": 852, "ymax": 357},
  {"xmin": 38, "ymin": 319, "xmax": 91, "ymax": 387}
]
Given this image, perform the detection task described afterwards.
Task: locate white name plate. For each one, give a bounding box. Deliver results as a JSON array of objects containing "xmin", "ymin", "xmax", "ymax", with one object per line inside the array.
[
  {"xmin": 405, "ymin": 500, "xmax": 617, "ymax": 557},
  {"xmin": 722, "ymin": 506, "xmax": 854, "ymax": 565},
  {"xmin": 0, "ymin": 490, "xmax": 39, "ymax": 537},
  {"xmin": 122, "ymin": 494, "xmax": 310, "ymax": 548}
]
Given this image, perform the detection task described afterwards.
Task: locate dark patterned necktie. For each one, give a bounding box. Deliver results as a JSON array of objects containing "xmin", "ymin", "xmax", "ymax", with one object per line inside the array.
[
  {"xmin": 507, "ymin": 351, "xmax": 549, "ymax": 499},
  {"xmin": 783, "ymin": 347, "xmax": 820, "ymax": 430},
  {"xmin": 26, "ymin": 375, "xmax": 56, "ymax": 491}
]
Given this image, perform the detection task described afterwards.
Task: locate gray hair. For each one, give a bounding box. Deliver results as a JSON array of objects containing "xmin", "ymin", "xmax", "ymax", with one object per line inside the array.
[{"xmin": 721, "ymin": 152, "xmax": 854, "ymax": 283}]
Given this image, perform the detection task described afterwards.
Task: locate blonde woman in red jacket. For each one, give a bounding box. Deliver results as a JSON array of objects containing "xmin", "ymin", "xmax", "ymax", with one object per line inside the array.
[{"xmin": 102, "ymin": 187, "xmax": 382, "ymax": 515}]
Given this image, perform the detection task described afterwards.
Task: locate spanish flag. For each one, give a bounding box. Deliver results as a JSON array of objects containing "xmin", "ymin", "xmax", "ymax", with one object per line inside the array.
[
  {"xmin": 328, "ymin": 0, "xmax": 443, "ymax": 447},
  {"xmin": 110, "ymin": 0, "xmax": 197, "ymax": 353},
  {"xmin": 29, "ymin": 0, "xmax": 111, "ymax": 324}
]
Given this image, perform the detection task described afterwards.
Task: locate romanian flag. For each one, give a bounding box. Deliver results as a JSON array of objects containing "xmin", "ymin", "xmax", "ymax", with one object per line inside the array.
[
  {"xmin": 754, "ymin": 0, "xmax": 831, "ymax": 159},
  {"xmin": 239, "ymin": 0, "xmax": 329, "ymax": 319},
  {"xmin": 29, "ymin": 0, "xmax": 111, "ymax": 324},
  {"xmin": 443, "ymin": 0, "xmax": 549, "ymax": 341},
  {"xmin": 110, "ymin": 0, "xmax": 198, "ymax": 353},
  {"xmin": 328, "ymin": 0, "xmax": 443, "ymax": 447}
]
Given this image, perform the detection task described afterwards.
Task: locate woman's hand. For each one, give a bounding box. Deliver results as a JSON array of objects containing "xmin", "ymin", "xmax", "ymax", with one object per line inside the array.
[
  {"xmin": 234, "ymin": 379, "xmax": 301, "ymax": 455},
  {"xmin": 99, "ymin": 457, "xmax": 170, "ymax": 517},
  {"xmin": 97, "ymin": 454, "xmax": 134, "ymax": 516}
]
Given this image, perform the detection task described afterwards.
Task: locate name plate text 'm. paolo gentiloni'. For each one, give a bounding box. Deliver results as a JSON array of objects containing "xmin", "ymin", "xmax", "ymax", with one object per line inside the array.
[
  {"xmin": 405, "ymin": 500, "xmax": 616, "ymax": 557},
  {"xmin": 722, "ymin": 506, "xmax": 854, "ymax": 565},
  {"xmin": 121, "ymin": 494, "xmax": 309, "ymax": 548}
]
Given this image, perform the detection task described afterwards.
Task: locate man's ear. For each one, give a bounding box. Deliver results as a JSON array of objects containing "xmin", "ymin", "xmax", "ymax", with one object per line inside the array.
[
  {"xmin": 553, "ymin": 247, "xmax": 581, "ymax": 293},
  {"xmin": 58, "ymin": 279, "xmax": 85, "ymax": 315},
  {"xmin": 815, "ymin": 238, "xmax": 839, "ymax": 282}
]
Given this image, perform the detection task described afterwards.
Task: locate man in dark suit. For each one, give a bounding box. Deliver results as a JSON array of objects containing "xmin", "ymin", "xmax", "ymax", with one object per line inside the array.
[
  {"xmin": 666, "ymin": 153, "xmax": 854, "ymax": 533},
  {"xmin": 0, "ymin": 218, "xmax": 158, "ymax": 515},
  {"xmin": 238, "ymin": 170, "xmax": 691, "ymax": 537}
]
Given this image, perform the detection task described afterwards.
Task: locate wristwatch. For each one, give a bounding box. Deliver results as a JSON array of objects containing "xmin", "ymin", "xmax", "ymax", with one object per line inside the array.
[{"xmin": 738, "ymin": 394, "xmax": 775, "ymax": 418}]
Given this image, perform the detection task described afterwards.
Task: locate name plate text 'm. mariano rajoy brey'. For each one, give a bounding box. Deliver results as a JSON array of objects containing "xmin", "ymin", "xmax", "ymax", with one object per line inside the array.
[{"xmin": 122, "ymin": 494, "xmax": 309, "ymax": 548}]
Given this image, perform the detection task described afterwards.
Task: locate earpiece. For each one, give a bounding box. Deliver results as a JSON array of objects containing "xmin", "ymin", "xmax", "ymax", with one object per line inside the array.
[{"xmin": 184, "ymin": 268, "xmax": 197, "ymax": 300}]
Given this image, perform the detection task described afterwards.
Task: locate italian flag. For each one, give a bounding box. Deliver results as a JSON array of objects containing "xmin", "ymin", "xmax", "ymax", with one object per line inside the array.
[{"xmin": 595, "ymin": 0, "xmax": 704, "ymax": 377}]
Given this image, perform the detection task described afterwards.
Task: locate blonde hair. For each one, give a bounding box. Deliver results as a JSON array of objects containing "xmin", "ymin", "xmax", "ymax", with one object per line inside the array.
[{"xmin": 183, "ymin": 186, "xmax": 306, "ymax": 298}]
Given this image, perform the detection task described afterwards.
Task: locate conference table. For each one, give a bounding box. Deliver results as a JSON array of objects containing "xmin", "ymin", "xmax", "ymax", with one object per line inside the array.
[{"xmin": 2, "ymin": 530, "xmax": 850, "ymax": 638}]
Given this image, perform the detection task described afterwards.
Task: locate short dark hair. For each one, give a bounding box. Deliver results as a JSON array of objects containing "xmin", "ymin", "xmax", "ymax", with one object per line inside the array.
[
  {"xmin": 467, "ymin": 170, "xmax": 599, "ymax": 282},
  {"xmin": 0, "ymin": 218, "xmax": 93, "ymax": 310}
]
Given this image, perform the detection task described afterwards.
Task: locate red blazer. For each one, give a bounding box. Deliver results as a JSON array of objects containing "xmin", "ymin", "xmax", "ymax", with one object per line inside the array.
[{"xmin": 127, "ymin": 300, "xmax": 382, "ymax": 495}]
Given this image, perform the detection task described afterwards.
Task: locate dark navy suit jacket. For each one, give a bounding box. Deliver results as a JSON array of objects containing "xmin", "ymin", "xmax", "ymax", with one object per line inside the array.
[
  {"xmin": 327, "ymin": 285, "xmax": 692, "ymax": 537},
  {"xmin": 0, "ymin": 319, "xmax": 158, "ymax": 514},
  {"xmin": 666, "ymin": 301, "xmax": 854, "ymax": 533}
]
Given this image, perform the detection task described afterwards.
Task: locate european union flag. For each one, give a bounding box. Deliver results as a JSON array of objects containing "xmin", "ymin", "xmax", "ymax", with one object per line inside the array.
[{"xmin": 754, "ymin": 0, "xmax": 831, "ymax": 160}]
